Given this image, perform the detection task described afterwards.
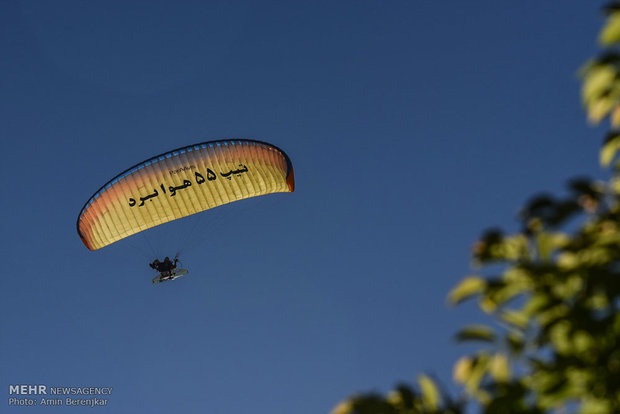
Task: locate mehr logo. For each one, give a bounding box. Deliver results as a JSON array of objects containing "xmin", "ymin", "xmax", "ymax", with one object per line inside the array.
[
  {"xmin": 9, "ymin": 385, "xmax": 47, "ymax": 394},
  {"xmin": 8, "ymin": 385, "xmax": 112, "ymax": 407}
]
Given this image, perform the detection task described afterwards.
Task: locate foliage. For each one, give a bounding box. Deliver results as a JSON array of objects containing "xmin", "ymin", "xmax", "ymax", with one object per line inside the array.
[
  {"xmin": 330, "ymin": 375, "xmax": 464, "ymax": 414},
  {"xmin": 332, "ymin": 3, "xmax": 620, "ymax": 414}
]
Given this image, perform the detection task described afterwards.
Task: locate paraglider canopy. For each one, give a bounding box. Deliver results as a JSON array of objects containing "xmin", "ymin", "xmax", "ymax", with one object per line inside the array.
[{"xmin": 76, "ymin": 139, "xmax": 295, "ymax": 250}]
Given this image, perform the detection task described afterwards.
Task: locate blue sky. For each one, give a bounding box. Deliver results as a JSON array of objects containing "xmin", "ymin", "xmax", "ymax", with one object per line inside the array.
[{"xmin": 0, "ymin": 1, "xmax": 606, "ymax": 413}]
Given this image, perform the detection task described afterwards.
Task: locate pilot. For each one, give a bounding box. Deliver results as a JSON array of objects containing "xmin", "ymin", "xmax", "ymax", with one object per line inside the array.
[{"xmin": 149, "ymin": 256, "xmax": 178, "ymax": 276}]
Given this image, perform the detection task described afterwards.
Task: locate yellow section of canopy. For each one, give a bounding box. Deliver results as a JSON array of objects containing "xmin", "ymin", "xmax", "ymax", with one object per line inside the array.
[{"xmin": 77, "ymin": 139, "xmax": 294, "ymax": 250}]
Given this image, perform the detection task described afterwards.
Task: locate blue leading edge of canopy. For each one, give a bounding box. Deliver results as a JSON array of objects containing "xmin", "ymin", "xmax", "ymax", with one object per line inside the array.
[{"xmin": 76, "ymin": 139, "xmax": 294, "ymax": 239}]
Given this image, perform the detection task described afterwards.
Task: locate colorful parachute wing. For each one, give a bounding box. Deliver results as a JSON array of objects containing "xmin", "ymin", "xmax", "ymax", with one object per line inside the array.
[{"xmin": 77, "ymin": 139, "xmax": 294, "ymax": 250}]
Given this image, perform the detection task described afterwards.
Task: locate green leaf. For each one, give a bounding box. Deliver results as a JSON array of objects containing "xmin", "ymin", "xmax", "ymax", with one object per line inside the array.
[
  {"xmin": 572, "ymin": 330, "xmax": 595, "ymax": 354},
  {"xmin": 506, "ymin": 332, "xmax": 525, "ymax": 355},
  {"xmin": 537, "ymin": 232, "xmax": 569, "ymax": 261},
  {"xmin": 581, "ymin": 64, "xmax": 615, "ymax": 105},
  {"xmin": 453, "ymin": 356, "xmax": 473, "ymax": 384},
  {"xmin": 557, "ymin": 251, "xmax": 579, "ymax": 270},
  {"xmin": 485, "ymin": 281, "xmax": 528, "ymax": 309},
  {"xmin": 551, "ymin": 275, "xmax": 584, "ymax": 300},
  {"xmin": 489, "ymin": 353, "xmax": 510, "ymax": 382},
  {"xmin": 330, "ymin": 400, "xmax": 354, "ymax": 414},
  {"xmin": 503, "ymin": 267, "xmax": 532, "ymax": 284},
  {"xmin": 333, "ymin": 394, "xmax": 400, "ymax": 414},
  {"xmin": 500, "ymin": 309, "xmax": 529, "ymax": 329},
  {"xmin": 600, "ymin": 132, "xmax": 620, "ymax": 167},
  {"xmin": 454, "ymin": 325, "xmax": 496, "ymax": 343},
  {"xmin": 523, "ymin": 294, "xmax": 552, "ymax": 316},
  {"xmin": 537, "ymin": 304, "xmax": 569, "ymax": 327},
  {"xmin": 464, "ymin": 353, "xmax": 491, "ymax": 398},
  {"xmin": 501, "ymin": 234, "xmax": 529, "ymax": 261},
  {"xmin": 589, "ymin": 97, "xmax": 615, "ymax": 124},
  {"xmin": 581, "ymin": 397, "xmax": 611, "ymax": 414},
  {"xmin": 600, "ymin": 13, "xmax": 620, "ymax": 45},
  {"xmin": 448, "ymin": 276, "xmax": 486, "ymax": 305},
  {"xmin": 585, "ymin": 291, "xmax": 609, "ymax": 310},
  {"xmin": 417, "ymin": 374, "xmax": 440, "ymax": 411},
  {"xmin": 472, "ymin": 230, "xmax": 529, "ymax": 263},
  {"xmin": 549, "ymin": 321, "xmax": 572, "ymax": 355},
  {"xmin": 386, "ymin": 385, "xmax": 415, "ymax": 410}
]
